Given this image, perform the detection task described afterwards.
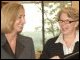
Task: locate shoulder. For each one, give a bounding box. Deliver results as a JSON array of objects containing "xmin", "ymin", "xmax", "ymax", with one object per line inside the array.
[
  {"xmin": 1, "ymin": 33, "xmax": 6, "ymax": 46},
  {"xmin": 18, "ymin": 34, "xmax": 33, "ymax": 45},
  {"xmin": 43, "ymin": 36, "xmax": 59, "ymax": 50},
  {"xmin": 18, "ymin": 34, "xmax": 32, "ymax": 40},
  {"xmin": 46, "ymin": 36, "xmax": 59, "ymax": 45},
  {"xmin": 44, "ymin": 35, "xmax": 63, "ymax": 51},
  {"xmin": 1, "ymin": 33, "xmax": 5, "ymax": 38}
]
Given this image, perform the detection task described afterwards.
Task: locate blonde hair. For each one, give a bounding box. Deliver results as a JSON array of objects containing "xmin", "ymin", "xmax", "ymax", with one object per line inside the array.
[
  {"xmin": 1, "ymin": 3, "xmax": 24, "ymax": 33},
  {"xmin": 58, "ymin": 7, "xmax": 79, "ymax": 30}
]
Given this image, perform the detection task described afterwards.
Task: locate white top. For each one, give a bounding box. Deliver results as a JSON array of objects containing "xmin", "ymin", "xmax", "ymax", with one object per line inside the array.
[{"xmin": 55, "ymin": 31, "xmax": 79, "ymax": 55}]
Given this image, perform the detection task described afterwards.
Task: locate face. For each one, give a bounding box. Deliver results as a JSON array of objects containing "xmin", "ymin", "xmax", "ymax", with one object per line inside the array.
[
  {"xmin": 13, "ymin": 8, "xmax": 25, "ymax": 33},
  {"xmin": 59, "ymin": 13, "xmax": 77, "ymax": 35}
]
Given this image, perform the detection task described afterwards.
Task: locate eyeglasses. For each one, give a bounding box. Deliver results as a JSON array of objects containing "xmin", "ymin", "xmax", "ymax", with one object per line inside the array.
[{"xmin": 58, "ymin": 20, "xmax": 78, "ymax": 24}]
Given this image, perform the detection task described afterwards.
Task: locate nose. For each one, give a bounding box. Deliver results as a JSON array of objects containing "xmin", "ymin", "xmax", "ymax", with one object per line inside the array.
[{"xmin": 21, "ymin": 16, "xmax": 25, "ymax": 24}]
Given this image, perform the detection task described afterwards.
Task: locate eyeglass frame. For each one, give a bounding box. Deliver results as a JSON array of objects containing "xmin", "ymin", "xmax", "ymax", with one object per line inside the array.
[{"xmin": 58, "ymin": 19, "xmax": 78, "ymax": 24}]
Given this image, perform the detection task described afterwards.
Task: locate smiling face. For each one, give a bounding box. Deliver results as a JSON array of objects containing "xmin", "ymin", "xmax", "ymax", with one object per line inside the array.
[
  {"xmin": 59, "ymin": 13, "xmax": 78, "ymax": 35},
  {"xmin": 1, "ymin": 3, "xmax": 26, "ymax": 34},
  {"xmin": 13, "ymin": 7, "xmax": 25, "ymax": 33}
]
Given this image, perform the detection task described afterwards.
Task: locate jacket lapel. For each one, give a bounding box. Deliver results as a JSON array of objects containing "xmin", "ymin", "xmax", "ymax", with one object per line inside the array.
[{"xmin": 15, "ymin": 35, "xmax": 25, "ymax": 58}]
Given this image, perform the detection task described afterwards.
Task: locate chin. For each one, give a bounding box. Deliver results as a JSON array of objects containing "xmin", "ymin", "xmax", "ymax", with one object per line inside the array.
[{"xmin": 17, "ymin": 29, "xmax": 23, "ymax": 33}]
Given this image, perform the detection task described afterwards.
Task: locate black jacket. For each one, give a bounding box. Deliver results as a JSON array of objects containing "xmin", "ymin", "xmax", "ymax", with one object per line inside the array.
[
  {"xmin": 1, "ymin": 33, "xmax": 35, "ymax": 59},
  {"xmin": 40, "ymin": 36, "xmax": 79, "ymax": 59}
]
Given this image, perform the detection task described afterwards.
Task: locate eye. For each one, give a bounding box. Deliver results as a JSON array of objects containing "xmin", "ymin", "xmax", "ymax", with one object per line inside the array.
[
  {"xmin": 18, "ymin": 16, "xmax": 22, "ymax": 19},
  {"xmin": 69, "ymin": 21, "xmax": 72, "ymax": 23},
  {"xmin": 23, "ymin": 15, "xmax": 25, "ymax": 18}
]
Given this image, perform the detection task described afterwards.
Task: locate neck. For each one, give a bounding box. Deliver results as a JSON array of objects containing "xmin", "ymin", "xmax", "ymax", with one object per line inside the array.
[
  {"xmin": 5, "ymin": 31, "xmax": 17, "ymax": 43},
  {"xmin": 63, "ymin": 30, "xmax": 76, "ymax": 48},
  {"xmin": 5, "ymin": 31, "xmax": 17, "ymax": 54}
]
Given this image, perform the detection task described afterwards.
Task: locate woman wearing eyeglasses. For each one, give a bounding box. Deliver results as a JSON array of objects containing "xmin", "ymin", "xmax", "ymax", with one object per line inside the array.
[{"xmin": 40, "ymin": 7, "xmax": 79, "ymax": 59}]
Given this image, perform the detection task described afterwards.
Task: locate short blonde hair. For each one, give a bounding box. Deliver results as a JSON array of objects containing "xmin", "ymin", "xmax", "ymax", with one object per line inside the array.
[
  {"xmin": 58, "ymin": 7, "xmax": 79, "ymax": 30},
  {"xmin": 1, "ymin": 3, "xmax": 24, "ymax": 33}
]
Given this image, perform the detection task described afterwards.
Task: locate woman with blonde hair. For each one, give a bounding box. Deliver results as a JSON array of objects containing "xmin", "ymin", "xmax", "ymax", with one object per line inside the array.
[
  {"xmin": 1, "ymin": 3, "xmax": 35, "ymax": 59},
  {"xmin": 40, "ymin": 7, "xmax": 79, "ymax": 59}
]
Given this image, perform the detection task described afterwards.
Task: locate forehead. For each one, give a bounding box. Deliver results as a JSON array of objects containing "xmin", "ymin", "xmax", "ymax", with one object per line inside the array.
[
  {"xmin": 60, "ymin": 13, "xmax": 73, "ymax": 21},
  {"xmin": 60, "ymin": 13, "xmax": 68, "ymax": 19}
]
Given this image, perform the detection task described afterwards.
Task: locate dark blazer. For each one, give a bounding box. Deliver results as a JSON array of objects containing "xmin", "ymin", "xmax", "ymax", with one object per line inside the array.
[
  {"xmin": 40, "ymin": 36, "xmax": 79, "ymax": 59},
  {"xmin": 1, "ymin": 33, "xmax": 35, "ymax": 59}
]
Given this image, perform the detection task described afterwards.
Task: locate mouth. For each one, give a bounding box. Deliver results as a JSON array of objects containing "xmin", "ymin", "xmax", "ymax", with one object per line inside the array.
[
  {"xmin": 62, "ymin": 27, "xmax": 68, "ymax": 31},
  {"xmin": 18, "ymin": 25, "xmax": 23, "ymax": 29}
]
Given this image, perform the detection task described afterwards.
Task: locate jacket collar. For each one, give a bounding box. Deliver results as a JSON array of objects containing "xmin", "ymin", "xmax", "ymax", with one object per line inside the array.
[{"xmin": 1, "ymin": 33, "xmax": 25, "ymax": 58}]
